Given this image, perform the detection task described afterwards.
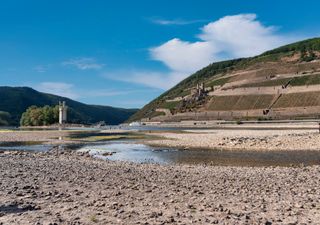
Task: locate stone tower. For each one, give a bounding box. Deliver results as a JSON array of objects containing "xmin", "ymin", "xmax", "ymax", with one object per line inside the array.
[{"xmin": 59, "ymin": 101, "xmax": 67, "ymax": 124}]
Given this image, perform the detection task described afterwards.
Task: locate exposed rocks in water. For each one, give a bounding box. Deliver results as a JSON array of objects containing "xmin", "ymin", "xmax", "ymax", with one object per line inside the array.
[
  {"xmin": 101, "ymin": 151, "xmax": 115, "ymax": 156},
  {"xmin": 1, "ymin": 150, "xmax": 320, "ymax": 224}
]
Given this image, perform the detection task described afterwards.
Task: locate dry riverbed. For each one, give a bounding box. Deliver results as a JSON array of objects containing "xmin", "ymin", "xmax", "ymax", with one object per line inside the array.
[
  {"xmin": 146, "ymin": 129, "xmax": 320, "ymax": 151},
  {"xmin": 1, "ymin": 150, "xmax": 320, "ymax": 225}
]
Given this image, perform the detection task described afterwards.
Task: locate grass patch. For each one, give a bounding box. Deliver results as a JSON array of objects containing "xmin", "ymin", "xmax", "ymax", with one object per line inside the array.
[
  {"xmin": 206, "ymin": 76, "xmax": 230, "ymax": 87},
  {"xmin": 290, "ymin": 74, "xmax": 320, "ymax": 86},
  {"xmin": 160, "ymin": 101, "xmax": 181, "ymax": 110},
  {"xmin": 89, "ymin": 215, "xmax": 98, "ymax": 223},
  {"xmin": 0, "ymin": 129, "xmax": 13, "ymax": 132},
  {"xmin": 175, "ymin": 89, "xmax": 190, "ymax": 97},
  {"xmin": 237, "ymin": 78, "xmax": 291, "ymax": 88},
  {"xmin": 149, "ymin": 111, "xmax": 166, "ymax": 118}
]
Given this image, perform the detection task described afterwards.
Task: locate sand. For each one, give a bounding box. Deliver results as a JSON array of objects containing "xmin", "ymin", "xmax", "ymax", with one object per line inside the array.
[{"xmin": 0, "ymin": 131, "xmax": 69, "ymax": 144}]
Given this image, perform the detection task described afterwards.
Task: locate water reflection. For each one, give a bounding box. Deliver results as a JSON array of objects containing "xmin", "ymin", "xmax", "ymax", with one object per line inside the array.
[
  {"xmin": 77, "ymin": 142, "xmax": 320, "ymax": 167},
  {"xmin": 0, "ymin": 143, "xmax": 52, "ymax": 152},
  {"xmin": 2, "ymin": 139, "xmax": 320, "ymax": 167}
]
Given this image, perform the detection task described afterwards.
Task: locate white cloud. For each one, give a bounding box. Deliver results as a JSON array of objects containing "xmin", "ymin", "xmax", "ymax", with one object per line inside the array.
[
  {"xmin": 107, "ymin": 14, "xmax": 300, "ymax": 90},
  {"xmin": 104, "ymin": 70, "xmax": 186, "ymax": 90},
  {"xmin": 36, "ymin": 82, "xmax": 79, "ymax": 99},
  {"xmin": 198, "ymin": 14, "xmax": 288, "ymax": 58},
  {"xmin": 151, "ymin": 14, "xmax": 295, "ymax": 75},
  {"xmin": 62, "ymin": 57, "xmax": 104, "ymax": 70},
  {"xmin": 144, "ymin": 14, "xmax": 298, "ymax": 89},
  {"xmin": 150, "ymin": 18, "xmax": 207, "ymax": 26},
  {"xmin": 150, "ymin": 38, "xmax": 218, "ymax": 73}
]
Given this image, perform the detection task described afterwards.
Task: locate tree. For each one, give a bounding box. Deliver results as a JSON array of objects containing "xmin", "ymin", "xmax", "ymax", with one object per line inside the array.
[
  {"xmin": 0, "ymin": 111, "xmax": 11, "ymax": 126},
  {"xmin": 20, "ymin": 105, "xmax": 59, "ymax": 126}
]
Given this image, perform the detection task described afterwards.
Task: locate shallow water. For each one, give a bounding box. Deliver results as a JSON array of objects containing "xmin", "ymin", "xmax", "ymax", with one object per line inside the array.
[
  {"xmin": 0, "ymin": 142, "xmax": 81, "ymax": 152},
  {"xmin": 77, "ymin": 142, "xmax": 320, "ymax": 167},
  {"xmin": 0, "ymin": 143, "xmax": 52, "ymax": 152},
  {"xmin": 2, "ymin": 131, "xmax": 320, "ymax": 166}
]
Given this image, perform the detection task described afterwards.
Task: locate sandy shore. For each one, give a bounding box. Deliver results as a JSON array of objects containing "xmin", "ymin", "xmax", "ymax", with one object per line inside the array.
[
  {"xmin": 0, "ymin": 150, "xmax": 320, "ymax": 225},
  {"xmin": 0, "ymin": 130, "xmax": 70, "ymax": 144},
  {"xmin": 0, "ymin": 130, "xmax": 134, "ymax": 145},
  {"xmin": 146, "ymin": 129, "xmax": 320, "ymax": 151}
]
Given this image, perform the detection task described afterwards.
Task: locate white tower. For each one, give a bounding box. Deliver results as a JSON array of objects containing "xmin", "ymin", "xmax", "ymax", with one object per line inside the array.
[{"xmin": 59, "ymin": 101, "xmax": 67, "ymax": 124}]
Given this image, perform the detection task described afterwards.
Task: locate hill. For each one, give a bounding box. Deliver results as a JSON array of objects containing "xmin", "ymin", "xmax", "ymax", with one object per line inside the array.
[
  {"xmin": 129, "ymin": 38, "xmax": 320, "ymax": 122},
  {"xmin": 0, "ymin": 86, "xmax": 138, "ymax": 125}
]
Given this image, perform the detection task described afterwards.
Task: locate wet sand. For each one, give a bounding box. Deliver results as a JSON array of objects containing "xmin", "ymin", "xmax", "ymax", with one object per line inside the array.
[
  {"xmin": 0, "ymin": 130, "xmax": 69, "ymax": 144},
  {"xmin": 0, "ymin": 129, "xmax": 138, "ymax": 144},
  {"xmin": 1, "ymin": 150, "xmax": 320, "ymax": 224}
]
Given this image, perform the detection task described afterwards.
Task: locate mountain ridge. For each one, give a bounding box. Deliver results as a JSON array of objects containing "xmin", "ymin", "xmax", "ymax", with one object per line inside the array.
[{"xmin": 0, "ymin": 86, "xmax": 138, "ymax": 125}]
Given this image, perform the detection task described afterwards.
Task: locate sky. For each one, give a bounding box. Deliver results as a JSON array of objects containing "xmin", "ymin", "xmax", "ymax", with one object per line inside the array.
[{"xmin": 1, "ymin": 0, "xmax": 320, "ymax": 108}]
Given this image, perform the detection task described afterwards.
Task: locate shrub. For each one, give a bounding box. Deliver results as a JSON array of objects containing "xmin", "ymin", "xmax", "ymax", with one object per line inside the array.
[
  {"xmin": 20, "ymin": 105, "xmax": 59, "ymax": 126},
  {"xmin": 0, "ymin": 111, "xmax": 11, "ymax": 126}
]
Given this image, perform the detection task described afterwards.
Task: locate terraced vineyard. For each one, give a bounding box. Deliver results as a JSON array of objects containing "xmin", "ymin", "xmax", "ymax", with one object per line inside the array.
[
  {"xmin": 290, "ymin": 74, "xmax": 320, "ymax": 86},
  {"xmin": 273, "ymin": 92, "xmax": 320, "ymax": 108},
  {"xmin": 237, "ymin": 78, "xmax": 292, "ymax": 88},
  {"xmin": 207, "ymin": 95, "xmax": 274, "ymax": 111}
]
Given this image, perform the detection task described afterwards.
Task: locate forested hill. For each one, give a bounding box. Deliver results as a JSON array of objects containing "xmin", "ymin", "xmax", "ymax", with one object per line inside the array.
[{"xmin": 0, "ymin": 86, "xmax": 138, "ymax": 125}]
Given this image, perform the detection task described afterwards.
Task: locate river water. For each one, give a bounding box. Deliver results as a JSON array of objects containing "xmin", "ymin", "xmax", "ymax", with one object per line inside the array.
[
  {"xmin": 75, "ymin": 141, "xmax": 320, "ymax": 167},
  {"xmin": 1, "ymin": 127, "xmax": 320, "ymax": 167},
  {"xmin": 1, "ymin": 140, "xmax": 320, "ymax": 167}
]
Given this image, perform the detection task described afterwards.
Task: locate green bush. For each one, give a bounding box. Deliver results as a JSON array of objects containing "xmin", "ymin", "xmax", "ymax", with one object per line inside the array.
[
  {"xmin": 20, "ymin": 105, "xmax": 59, "ymax": 126},
  {"xmin": 236, "ymin": 120, "xmax": 243, "ymax": 125},
  {"xmin": 0, "ymin": 111, "xmax": 11, "ymax": 126}
]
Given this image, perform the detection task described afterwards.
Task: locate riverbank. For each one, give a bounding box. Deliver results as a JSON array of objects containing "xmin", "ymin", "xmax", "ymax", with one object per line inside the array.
[
  {"xmin": 0, "ymin": 130, "xmax": 70, "ymax": 144},
  {"xmin": 145, "ymin": 128, "xmax": 320, "ymax": 151},
  {"xmin": 0, "ymin": 129, "xmax": 132, "ymax": 145},
  {"xmin": 1, "ymin": 150, "xmax": 320, "ymax": 224},
  {"xmin": 2, "ymin": 125, "xmax": 320, "ymax": 152}
]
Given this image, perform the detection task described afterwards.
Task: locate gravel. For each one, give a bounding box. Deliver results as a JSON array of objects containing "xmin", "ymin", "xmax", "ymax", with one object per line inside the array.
[{"xmin": 1, "ymin": 150, "xmax": 320, "ymax": 224}]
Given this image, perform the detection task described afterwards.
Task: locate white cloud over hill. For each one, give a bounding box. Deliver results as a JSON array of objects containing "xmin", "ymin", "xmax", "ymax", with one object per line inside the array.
[{"xmin": 123, "ymin": 14, "xmax": 298, "ymax": 90}]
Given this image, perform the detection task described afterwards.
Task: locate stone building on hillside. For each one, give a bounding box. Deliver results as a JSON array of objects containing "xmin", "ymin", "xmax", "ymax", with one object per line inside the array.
[
  {"xmin": 193, "ymin": 83, "xmax": 206, "ymax": 98},
  {"xmin": 187, "ymin": 83, "xmax": 207, "ymax": 101}
]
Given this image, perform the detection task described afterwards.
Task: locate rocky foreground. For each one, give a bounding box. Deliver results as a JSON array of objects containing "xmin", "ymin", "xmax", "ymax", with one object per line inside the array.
[{"xmin": 1, "ymin": 150, "xmax": 320, "ymax": 225}]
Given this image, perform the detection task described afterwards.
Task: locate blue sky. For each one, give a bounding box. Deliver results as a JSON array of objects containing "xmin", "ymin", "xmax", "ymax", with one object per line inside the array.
[{"xmin": 1, "ymin": 0, "xmax": 320, "ymax": 108}]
